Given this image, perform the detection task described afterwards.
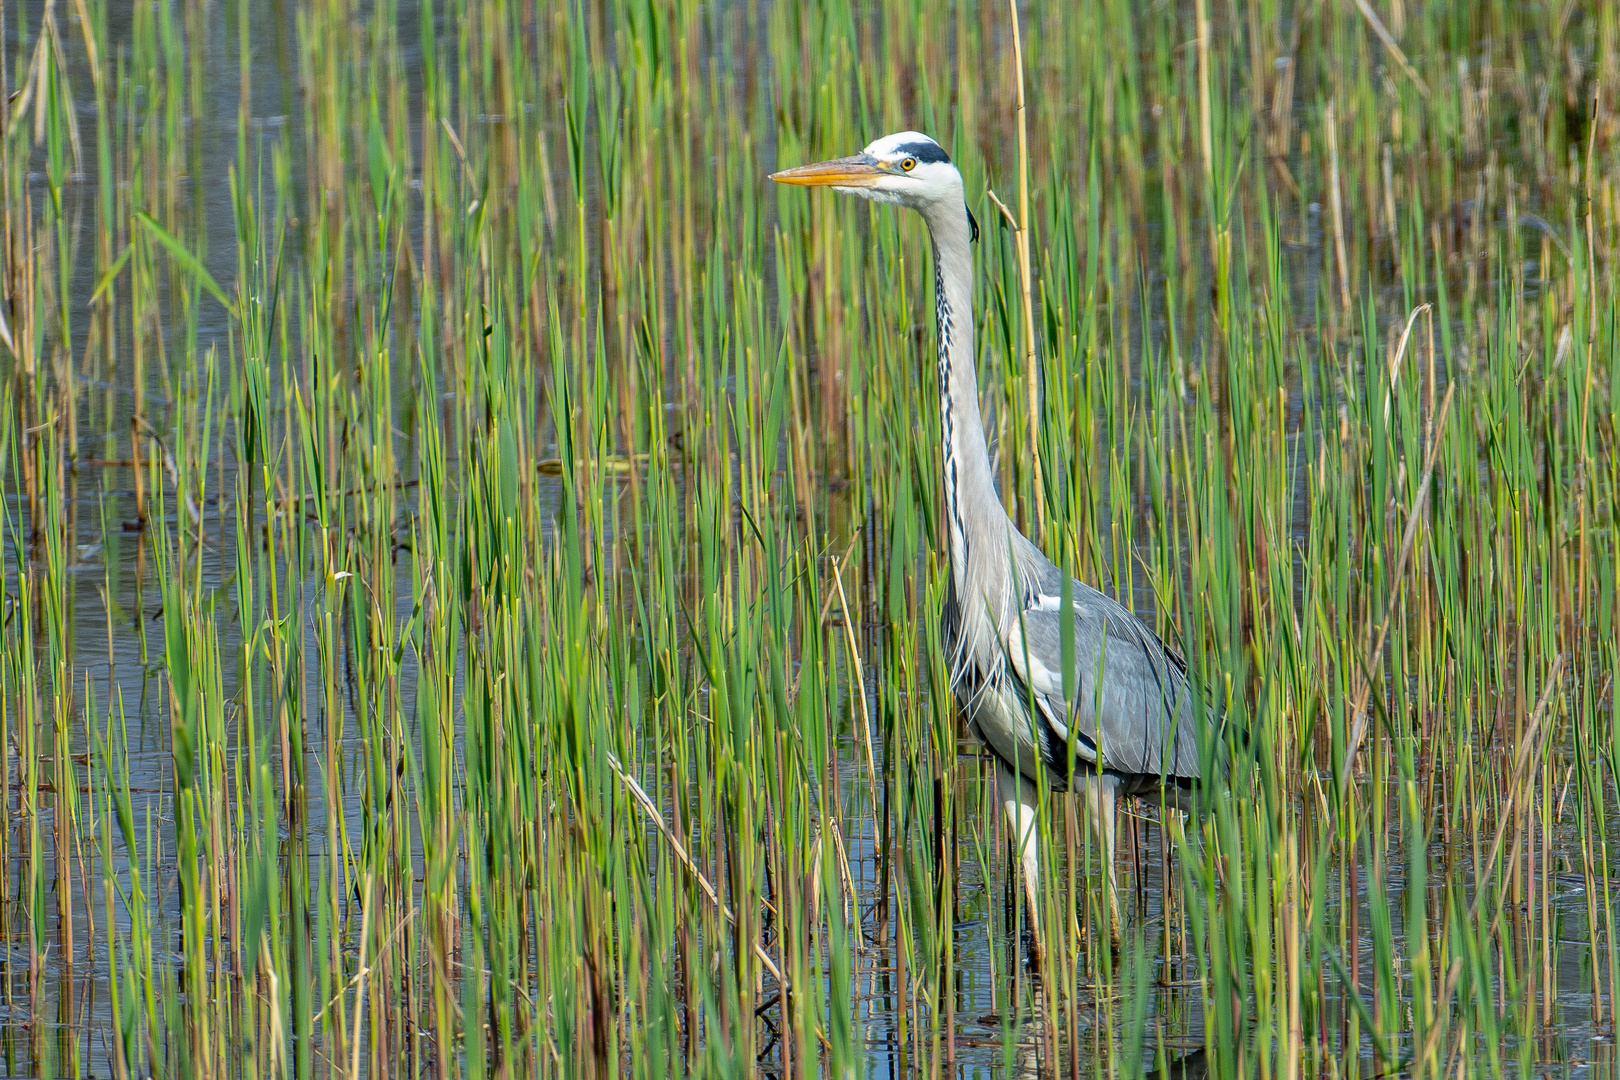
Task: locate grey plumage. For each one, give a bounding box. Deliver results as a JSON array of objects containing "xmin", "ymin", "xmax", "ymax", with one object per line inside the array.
[
  {"xmin": 772, "ymin": 129, "xmax": 1216, "ymax": 960},
  {"xmin": 946, "ymin": 552, "xmax": 1203, "ymax": 791}
]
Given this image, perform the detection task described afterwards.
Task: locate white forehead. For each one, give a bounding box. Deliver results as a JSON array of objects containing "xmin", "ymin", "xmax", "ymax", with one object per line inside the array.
[{"xmin": 863, "ymin": 130, "xmax": 948, "ymax": 162}]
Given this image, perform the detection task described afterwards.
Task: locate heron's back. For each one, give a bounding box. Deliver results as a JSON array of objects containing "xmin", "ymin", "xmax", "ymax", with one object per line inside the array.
[{"xmin": 944, "ymin": 547, "xmax": 1210, "ymax": 793}]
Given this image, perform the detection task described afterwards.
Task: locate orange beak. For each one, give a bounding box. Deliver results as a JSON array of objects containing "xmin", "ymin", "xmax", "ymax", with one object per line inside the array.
[{"xmin": 769, "ymin": 155, "xmax": 886, "ymax": 187}]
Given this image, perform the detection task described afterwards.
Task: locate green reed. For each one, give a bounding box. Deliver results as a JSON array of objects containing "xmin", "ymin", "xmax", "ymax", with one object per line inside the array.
[{"xmin": 0, "ymin": 0, "xmax": 1617, "ymax": 1076}]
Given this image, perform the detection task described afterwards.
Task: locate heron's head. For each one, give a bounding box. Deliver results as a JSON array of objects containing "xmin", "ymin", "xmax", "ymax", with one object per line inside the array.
[{"xmin": 770, "ymin": 131, "xmax": 967, "ymax": 217}]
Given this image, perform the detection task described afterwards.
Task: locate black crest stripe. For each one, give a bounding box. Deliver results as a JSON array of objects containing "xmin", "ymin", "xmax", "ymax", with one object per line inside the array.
[{"xmin": 894, "ymin": 140, "xmax": 951, "ymax": 165}]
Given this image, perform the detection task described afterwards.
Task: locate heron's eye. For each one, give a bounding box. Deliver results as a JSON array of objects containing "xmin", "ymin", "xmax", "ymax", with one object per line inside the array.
[{"xmin": 901, "ymin": 157, "xmax": 917, "ymax": 171}]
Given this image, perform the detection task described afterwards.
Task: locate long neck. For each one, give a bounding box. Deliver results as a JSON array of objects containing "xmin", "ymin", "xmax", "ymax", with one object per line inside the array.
[{"xmin": 922, "ymin": 199, "xmax": 1010, "ymax": 588}]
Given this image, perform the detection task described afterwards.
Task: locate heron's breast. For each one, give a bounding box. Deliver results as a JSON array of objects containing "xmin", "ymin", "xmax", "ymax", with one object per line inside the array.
[{"xmin": 952, "ymin": 662, "xmax": 1069, "ymax": 788}]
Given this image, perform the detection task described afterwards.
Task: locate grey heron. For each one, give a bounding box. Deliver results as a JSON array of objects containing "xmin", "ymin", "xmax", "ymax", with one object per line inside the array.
[{"xmin": 772, "ymin": 131, "xmax": 1211, "ymax": 963}]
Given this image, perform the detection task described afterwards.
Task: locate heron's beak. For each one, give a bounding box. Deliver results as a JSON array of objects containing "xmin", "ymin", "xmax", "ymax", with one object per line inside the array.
[{"xmin": 769, "ymin": 155, "xmax": 885, "ymax": 187}]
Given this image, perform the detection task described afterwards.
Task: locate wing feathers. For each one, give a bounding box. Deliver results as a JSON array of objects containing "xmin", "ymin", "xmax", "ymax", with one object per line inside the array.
[{"xmin": 1004, "ymin": 582, "xmax": 1200, "ymax": 780}]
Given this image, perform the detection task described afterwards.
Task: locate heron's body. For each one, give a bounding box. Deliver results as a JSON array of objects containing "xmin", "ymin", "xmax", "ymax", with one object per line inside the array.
[{"xmin": 773, "ymin": 131, "xmax": 1210, "ymax": 956}]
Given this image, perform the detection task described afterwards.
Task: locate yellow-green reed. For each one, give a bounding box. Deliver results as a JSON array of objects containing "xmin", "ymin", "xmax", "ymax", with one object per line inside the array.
[{"xmin": 0, "ymin": 0, "xmax": 1617, "ymax": 1077}]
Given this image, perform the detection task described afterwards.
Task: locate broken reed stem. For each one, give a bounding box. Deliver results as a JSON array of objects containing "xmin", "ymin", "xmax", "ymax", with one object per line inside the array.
[
  {"xmin": 1382, "ymin": 304, "xmax": 1432, "ymax": 425},
  {"xmin": 1339, "ymin": 381, "xmax": 1456, "ymax": 809},
  {"xmin": 1350, "ymin": 0, "xmax": 1430, "ymax": 98},
  {"xmin": 832, "ymin": 557, "xmax": 882, "ymax": 837},
  {"xmin": 607, "ymin": 751, "xmax": 839, "ymax": 1054},
  {"xmin": 606, "ymin": 751, "xmax": 783, "ymax": 984}
]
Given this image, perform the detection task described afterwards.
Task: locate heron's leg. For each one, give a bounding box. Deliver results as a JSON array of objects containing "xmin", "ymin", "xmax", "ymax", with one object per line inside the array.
[
  {"xmin": 995, "ymin": 759, "xmax": 1044, "ymax": 968},
  {"xmin": 1080, "ymin": 771, "xmax": 1122, "ymax": 946}
]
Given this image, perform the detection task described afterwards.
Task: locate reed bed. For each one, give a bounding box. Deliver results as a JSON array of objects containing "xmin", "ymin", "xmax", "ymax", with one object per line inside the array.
[{"xmin": 1, "ymin": 0, "xmax": 1618, "ymax": 1076}]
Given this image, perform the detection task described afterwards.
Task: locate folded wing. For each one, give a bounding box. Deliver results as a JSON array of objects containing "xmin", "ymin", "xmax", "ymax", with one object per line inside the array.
[{"xmin": 1004, "ymin": 580, "xmax": 1202, "ymax": 781}]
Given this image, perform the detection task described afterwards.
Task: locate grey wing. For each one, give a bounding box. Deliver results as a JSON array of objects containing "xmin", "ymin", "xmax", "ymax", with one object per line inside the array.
[{"xmin": 1005, "ymin": 580, "xmax": 1203, "ymax": 782}]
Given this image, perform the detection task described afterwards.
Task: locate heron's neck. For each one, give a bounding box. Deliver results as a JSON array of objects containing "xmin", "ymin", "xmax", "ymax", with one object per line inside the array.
[{"xmin": 922, "ymin": 200, "xmax": 1009, "ymax": 585}]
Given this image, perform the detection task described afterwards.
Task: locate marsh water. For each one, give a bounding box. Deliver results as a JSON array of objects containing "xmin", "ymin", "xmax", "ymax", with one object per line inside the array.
[{"xmin": 3, "ymin": 1, "xmax": 1620, "ymax": 1077}]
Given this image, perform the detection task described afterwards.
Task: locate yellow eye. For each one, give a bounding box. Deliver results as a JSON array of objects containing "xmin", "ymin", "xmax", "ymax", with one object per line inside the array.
[{"xmin": 901, "ymin": 157, "xmax": 917, "ymax": 171}]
